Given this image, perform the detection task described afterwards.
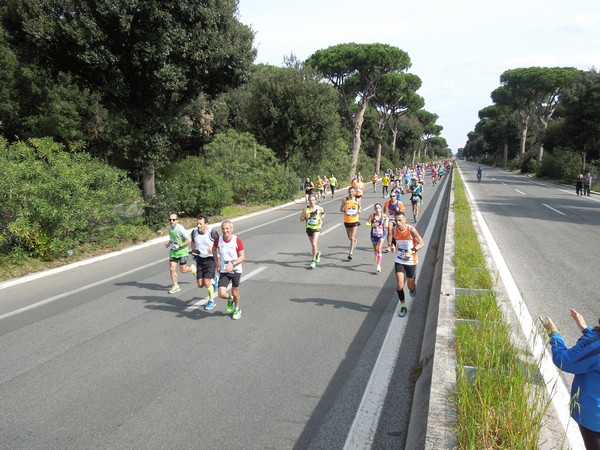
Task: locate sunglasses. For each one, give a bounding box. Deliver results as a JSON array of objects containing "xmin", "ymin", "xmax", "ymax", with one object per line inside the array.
[{"xmin": 169, "ymin": 218, "xmax": 178, "ymax": 221}]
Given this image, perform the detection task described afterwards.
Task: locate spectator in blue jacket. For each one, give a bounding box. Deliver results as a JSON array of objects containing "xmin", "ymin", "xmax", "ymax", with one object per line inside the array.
[{"xmin": 540, "ymin": 310, "xmax": 600, "ymax": 450}]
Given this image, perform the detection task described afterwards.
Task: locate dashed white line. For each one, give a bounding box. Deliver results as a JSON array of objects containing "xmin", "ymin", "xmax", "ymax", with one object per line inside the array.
[
  {"xmin": 542, "ymin": 203, "xmax": 566, "ymax": 216},
  {"xmin": 515, "ymin": 189, "xmax": 526, "ymax": 195},
  {"xmin": 321, "ymin": 223, "xmax": 342, "ymax": 236},
  {"xmin": 0, "ymin": 259, "xmax": 163, "ymax": 321}
]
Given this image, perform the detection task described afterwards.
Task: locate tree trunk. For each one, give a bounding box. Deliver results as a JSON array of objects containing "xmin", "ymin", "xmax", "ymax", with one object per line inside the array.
[
  {"xmin": 375, "ymin": 142, "xmax": 382, "ymax": 175},
  {"xmin": 536, "ymin": 144, "xmax": 544, "ymax": 164},
  {"xmin": 503, "ymin": 140, "xmax": 508, "ymax": 167},
  {"xmin": 142, "ymin": 164, "xmax": 156, "ymax": 201},
  {"xmin": 390, "ymin": 128, "xmax": 398, "ymax": 153},
  {"xmin": 519, "ymin": 124, "xmax": 528, "ymax": 159},
  {"xmin": 349, "ymin": 101, "xmax": 368, "ymax": 180}
]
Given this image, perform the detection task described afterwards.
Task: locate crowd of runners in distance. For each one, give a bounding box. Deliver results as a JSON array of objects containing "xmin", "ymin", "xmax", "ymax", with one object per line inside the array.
[
  {"xmin": 301, "ymin": 160, "xmax": 453, "ymax": 317},
  {"xmin": 164, "ymin": 160, "xmax": 453, "ymax": 321}
]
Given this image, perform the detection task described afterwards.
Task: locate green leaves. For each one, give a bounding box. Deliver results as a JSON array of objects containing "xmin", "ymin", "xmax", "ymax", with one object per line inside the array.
[{"xmin": 0, "ymin": 138, "xmax": 141, "ymax": 258}]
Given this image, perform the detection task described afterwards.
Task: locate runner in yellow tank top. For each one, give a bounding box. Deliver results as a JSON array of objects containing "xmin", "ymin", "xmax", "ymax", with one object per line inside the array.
[{"xmin": 300, "ymin": 195, "xmax": 326, "ymax": 269}]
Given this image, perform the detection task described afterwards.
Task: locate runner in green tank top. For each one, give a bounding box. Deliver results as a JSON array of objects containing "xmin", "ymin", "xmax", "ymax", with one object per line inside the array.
[{"xmin": 165, "ymin": 214, "xmax": 193, "ymax": 294}]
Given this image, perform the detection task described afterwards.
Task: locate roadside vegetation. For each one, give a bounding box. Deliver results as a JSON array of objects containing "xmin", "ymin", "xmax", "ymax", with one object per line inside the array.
[
  {"xmin": 452, "ymin": 168, "xmax": 550, "ymax": 448},
  {"xmin": 460, "ymin": 68, "xmax": 600, "ymax": 186}
]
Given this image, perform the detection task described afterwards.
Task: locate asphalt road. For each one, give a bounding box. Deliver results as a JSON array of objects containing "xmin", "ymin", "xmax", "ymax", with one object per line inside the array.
[{"xmin": 0, "ymin": 173, "xmax": 452, "ymax": 449}]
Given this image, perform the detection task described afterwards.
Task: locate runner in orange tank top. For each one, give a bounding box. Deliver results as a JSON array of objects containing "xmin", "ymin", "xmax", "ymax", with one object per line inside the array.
[
  {"xmin": 340, "ymin": 186, "xmax": 361, "ymax": 260},
  {"xmin": 392, "ymin": 212, "xmax": 425, "ymax": 317}
]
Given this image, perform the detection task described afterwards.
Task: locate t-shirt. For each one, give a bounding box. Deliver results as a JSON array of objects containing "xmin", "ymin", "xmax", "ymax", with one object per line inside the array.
[{"xmin": 214, "ymin": 235, "xmax": 244, "ymax": 273}]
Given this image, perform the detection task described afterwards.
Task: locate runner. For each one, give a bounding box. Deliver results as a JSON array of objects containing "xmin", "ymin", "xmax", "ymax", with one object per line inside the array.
[
  {"xmin": 165, "ymin": 214, "xmax": 193, "ymax": 294},
  {"xmin": 300, "ymin": 195, "xmax": 326, "ymax": 269},
  {"xmin": 213, "ymin": 220, "xmax": 246, "ymax": 320},
  {"xmin": 190, "ymin": 214, "xmax": 220, "ymax": 310},
  {"xmin": 381, "ymin": 172, "xmax": 390, "ymax": 198},
  {"xmin": 304, "ymin": 177, "xmax": 314, "ymax": 204},
  {"xmin": 408, "ymin": 177, "xmax": 423, "ymax": 222},
  {"xmin": 371, "ymin": 172, "xmax": 378, "ymax": 192},
  {"xmin": 340, "ymin": 186, "xmax": 361, "ymax": 260},
  {"xmin": 366, "ymin": 203, "xmax": 389, "ymax": 273},
  {"xmin": 390, "ymin": 179, "xmax": 404, "ymax": 201},
  {"xmin": 403, "ymin": 169, "xmax": 411, "ymax": 189},
  {"xmin": 392, "ymin": 212, "xmax": 425, "ymax": 317},
  {"xmin": 329, "ymin": 173, "xmax": 338, "ymax": 197},
  {"xmin": 315, "ymin": 176, "xmax": 325, "ymax": 202},
  {"xmin": 383, "ymin": 193, "xmax": 405, "ymax": 252},
  {"xmin": 354, "ymin": 175, "xmax": 365, "ymax": 205}
]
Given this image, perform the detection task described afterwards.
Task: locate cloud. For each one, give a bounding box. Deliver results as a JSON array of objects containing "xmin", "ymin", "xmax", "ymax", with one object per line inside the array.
[{"xmin": 558, "ymin": 13, "xmax": 598, "ymax": 33}]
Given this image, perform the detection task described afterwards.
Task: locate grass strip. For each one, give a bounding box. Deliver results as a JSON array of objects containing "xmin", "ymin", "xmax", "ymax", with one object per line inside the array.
[{"xmin": 452, "ymin": 167, "xmax": 548, "ymax": 448}]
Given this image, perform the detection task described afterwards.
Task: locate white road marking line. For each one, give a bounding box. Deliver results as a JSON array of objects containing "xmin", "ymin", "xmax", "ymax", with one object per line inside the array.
[
  {"xmin": 344, "ymin": 174, "xmax": 447, "ymax": 449},
  {"xmin": 542, "ymin": 203, "xmax": 566, "ymax": 216},
  {"xmin": 0, "ymin": 260, "xmax": 163, "ymax": 321},
  {"xmin": 515, "ymin": 189, "xmax": 526, "ymax": 195},
  {"xmin": 236, "ymin": 211, "xmax": 300, "ymax": 235},
  {"xmin": 320, "ymin": 223, "xmax": 342, "ymax": 236},
  {"xmin": 183, "ymin": 266, "xmax": 267, "ymax": 312}
]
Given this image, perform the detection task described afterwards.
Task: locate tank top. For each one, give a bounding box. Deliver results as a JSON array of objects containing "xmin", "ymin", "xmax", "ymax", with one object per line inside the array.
[
  {"xmin": 343, "ymin": 198, "xmax": 360, "ymax": 223},
  {"xmin": 305, "ymin": 207, "xmax": 324, "ymax": 230},
  {"xmin": 370, "ymin": 215, "xmax": 385, "ymax": 238},
  {"xmin": 393, "ymin": 225, "xmax": 418, "ymax": 265}
]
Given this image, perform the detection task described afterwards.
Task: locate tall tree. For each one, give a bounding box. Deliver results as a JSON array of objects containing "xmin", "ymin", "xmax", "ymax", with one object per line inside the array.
[
  {"xmin": 478, "ymin": 104, "xmax": 519, "ymax": 166},
  {"xmin": 414, "ymin": 110, "xmax": 440, "ymax": 163},
  {"xmin": 491, "ymin": 85, "xmax": 532, "ymax": 161},
  {"xmin": 3, "ymin": 0, "xmax": 255, "ymax": 200},
  {"xmin": 560, "ymin": 69, "xmax": 600, "ymax": 169},
  {"xmin": 492, "ymin": 67, "xmax": 579, "ymax": 163},
  {"xmin": 236, "ymin": 63, "xmax": 342, "ymax": 175},
  {"xmin": 373, "ymin": 72, "xmax": 423, "ymax": 172},
  {"xmin": 306, "ymin": 43, "xmax": 411, "ymax": 179},
  {"xmin": 0, "ymin": 24, "xmax": 19, "ymax": 138}
]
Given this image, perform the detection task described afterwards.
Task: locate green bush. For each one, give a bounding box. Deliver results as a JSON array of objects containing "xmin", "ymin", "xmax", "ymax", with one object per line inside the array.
[
  {"xmin": 203, "ymin": 130, "xmax": 296, "ymax": 204},
  {"xmin": 356, "ymin": 153, "xmax": 376, "ymax": 179},
  {"xmin": 520, "ymin": 151, "xmax": 539, "ymax": 174},
  {"xmin": 537, "ymin": 147, "xmax": 582, "ymax": 181},
  {"xmin": 0, "ymin": 137, "xmax": 142, "ymax": 258},
  {"xmin": 157, "ymin": 156, "xmax": 234, "ymax": 218},
  {"xmin": 293, "ymin": 137, "xmax": 351, "ymax": 183}
]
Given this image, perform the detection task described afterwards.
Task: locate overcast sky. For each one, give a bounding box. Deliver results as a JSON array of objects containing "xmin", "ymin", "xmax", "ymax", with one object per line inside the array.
[{"xmin": 236, "ymin": 0, "xmax": 600, "ymax": 152}]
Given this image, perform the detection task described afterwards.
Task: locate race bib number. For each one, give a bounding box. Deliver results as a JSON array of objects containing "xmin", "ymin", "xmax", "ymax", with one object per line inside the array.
[
  {"xmin": 307, "ymin": 216, "xmax": 319, "ymax": 226},
  {"xmin": 347, "ymin": 207, "xmax": 358, "ymax": 216},
  {"xmin": 411, "ymin": 195, "xmax": 420, "ymax": 202},
  {"xmin": 373, "ymin": 226, "xmax": 384, "ymax": 237}
]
